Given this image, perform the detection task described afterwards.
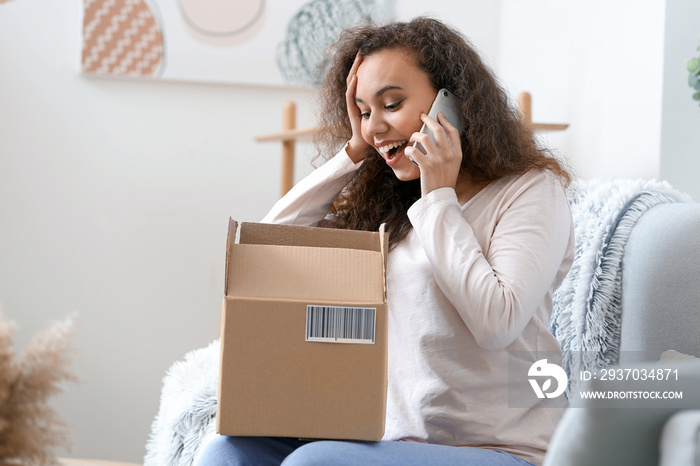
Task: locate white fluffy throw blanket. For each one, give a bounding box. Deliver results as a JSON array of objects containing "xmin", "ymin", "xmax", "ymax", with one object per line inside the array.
[
  {"xmin": 144, "ymin": 339, "xmax": 220, "ymax": 466},
  {"xmin": 550, "ymin": 178, "xmax": 691, "ymax": 395}
]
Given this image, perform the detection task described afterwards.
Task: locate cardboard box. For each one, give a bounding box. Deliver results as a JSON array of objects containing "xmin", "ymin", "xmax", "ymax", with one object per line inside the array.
[{"xmin": 217, "ymin": 219, "xmax": 388, "ymax": 441}]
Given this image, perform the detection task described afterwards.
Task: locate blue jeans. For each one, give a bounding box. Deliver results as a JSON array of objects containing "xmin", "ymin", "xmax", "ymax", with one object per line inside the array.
[{"xmin": 196, "ymin": 436, "xmax": 536, "ymax": 466}]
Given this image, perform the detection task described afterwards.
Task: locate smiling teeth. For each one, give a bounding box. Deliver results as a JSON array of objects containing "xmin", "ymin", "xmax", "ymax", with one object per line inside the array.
[{"xmin": 377, "ymin": 140, "xmax": 407, "ymax": 155}]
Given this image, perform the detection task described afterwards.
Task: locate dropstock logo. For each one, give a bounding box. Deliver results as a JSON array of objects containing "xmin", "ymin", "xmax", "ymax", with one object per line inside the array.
[{"xmin": 528, "ymin": 359, "xmax": 568, "ymax": 399}]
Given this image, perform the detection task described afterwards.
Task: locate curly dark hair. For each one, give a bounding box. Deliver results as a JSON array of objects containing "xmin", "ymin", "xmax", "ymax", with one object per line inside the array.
[{"xmin": 315, "ymin": 16, "xmax": 571, "ymax": 248}]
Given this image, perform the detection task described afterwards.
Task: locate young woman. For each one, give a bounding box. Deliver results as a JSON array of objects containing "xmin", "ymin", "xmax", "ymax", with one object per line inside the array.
[{"xmin": 198, "ymin": 16, "xmax": 575, "ymax": 466}]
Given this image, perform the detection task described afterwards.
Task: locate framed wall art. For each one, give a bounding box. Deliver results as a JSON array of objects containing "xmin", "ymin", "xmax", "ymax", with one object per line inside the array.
[{"xmin": 80, "ymin": 0, "xmax": 394, "ymax": 87}]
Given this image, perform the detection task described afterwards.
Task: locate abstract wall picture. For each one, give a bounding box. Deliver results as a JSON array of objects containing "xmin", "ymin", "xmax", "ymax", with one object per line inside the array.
[
  {"xmin": 80, "ymin": 0, "xmax": 394, "ymax": 86},
  {"xmin": 82, "ymin": 0, "xmax": 164, "ymax": 78},
  {"xmin": 178, "ymin": 0, "xmax": 266, "ymax": 47},
  {"xmin": 277, "ymin": 0, "xmax": 382, "ymax": 86}
]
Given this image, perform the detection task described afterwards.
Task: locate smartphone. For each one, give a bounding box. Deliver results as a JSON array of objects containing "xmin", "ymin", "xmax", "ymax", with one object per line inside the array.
[{"xmin": 411, "ymin": 88, "xmax": 462, "ymax": 164}]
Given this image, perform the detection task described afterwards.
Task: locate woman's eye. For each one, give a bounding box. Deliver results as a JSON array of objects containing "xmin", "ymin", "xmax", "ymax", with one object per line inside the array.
[
  {"xmin": 386, "ymin": 101, "xmax": 402, "ymax": 111},
  {"xmin": 360, "ymin": 112, "xmax": 370, "ymax": 119}
]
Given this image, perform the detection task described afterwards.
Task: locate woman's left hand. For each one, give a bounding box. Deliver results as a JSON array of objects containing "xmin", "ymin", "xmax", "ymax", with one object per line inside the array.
[{"xmin": 404, "ymin": 112, "xmax": 463, "ymax": 197}]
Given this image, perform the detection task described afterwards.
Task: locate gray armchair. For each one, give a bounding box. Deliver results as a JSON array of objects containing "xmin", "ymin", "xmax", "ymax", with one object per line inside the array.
[
  {"xmin": 544, "ymin": 202, "xmax": 700, "ymax": 466},
  {"xmin": 619, "ymin": 203, "xmax": 700, "ymax": 361}
]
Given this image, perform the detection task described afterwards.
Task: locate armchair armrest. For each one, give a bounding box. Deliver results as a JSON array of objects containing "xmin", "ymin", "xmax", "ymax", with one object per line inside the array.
[
  {"xmin": 543, "ymin": 361, "xmax": 700, "ymax": 466},
  {"xmin": 619, "ymin": 203, "xmax": 700, "ymax": 362},
  {"xmin": 659, "ymin": 410, "xmax": 700, "ymax": 466}
]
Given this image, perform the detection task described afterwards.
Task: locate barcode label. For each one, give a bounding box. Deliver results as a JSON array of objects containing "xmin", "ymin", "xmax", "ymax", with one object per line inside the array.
[{"xmin": 305, "ymin": 305, "xmax": 376, "ymax": 344}]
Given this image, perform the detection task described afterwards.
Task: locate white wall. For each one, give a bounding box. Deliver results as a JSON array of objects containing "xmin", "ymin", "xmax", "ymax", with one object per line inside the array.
[
  {"xmin": 1, "ymin": 2, "xmax": 504, "ymax": 462},
  {"xmin": 0, "ymin": 1, "xmax": 318, "ymax": 462},
  {"xmin": 498, "ymin": 0, "xmax": 667, "ymax": 181},
  {"xmin": 394, "ymin": 0, "xmax": 502, "ymax": 68},
  {"xmin": 660, "ymin": 0, "xmax": 700, "ymax": 200},
  {"xmin": 1, "ymin": 0, "xmax": 698, "ymax": 463}
]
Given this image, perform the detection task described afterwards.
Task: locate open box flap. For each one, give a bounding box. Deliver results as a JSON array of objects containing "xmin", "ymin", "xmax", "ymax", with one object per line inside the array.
[
  {"xmin": 225, "ymin": 219, "xmax": 388, "ymax": 303},
  {"xmin": 227, "ymin": 243, "xmax": 384, "ymax": 302},
  {"xmin": 239, "ymin": 221, "xmax": 383, "ymax": 252},
  {"xmin": 224, "ymin": 218, "xmax": 238, "ymax": 296}
]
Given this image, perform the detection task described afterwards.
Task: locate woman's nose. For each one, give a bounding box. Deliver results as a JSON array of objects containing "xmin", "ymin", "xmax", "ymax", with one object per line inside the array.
[{"xmin": 366, "ymin": 112, "xmax": 388, "ymax": 137}]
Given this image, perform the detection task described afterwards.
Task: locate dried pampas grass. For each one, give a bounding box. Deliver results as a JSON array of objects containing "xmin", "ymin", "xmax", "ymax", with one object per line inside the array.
[{"xmin": 0, "ymin": 313, "xmax": 77, "ymax": 465}]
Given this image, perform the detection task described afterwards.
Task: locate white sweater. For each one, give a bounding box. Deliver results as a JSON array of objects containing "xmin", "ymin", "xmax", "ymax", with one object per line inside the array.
[{"xmin": 262, "ymin": 148, "xmax": 575, "ymax": 466}]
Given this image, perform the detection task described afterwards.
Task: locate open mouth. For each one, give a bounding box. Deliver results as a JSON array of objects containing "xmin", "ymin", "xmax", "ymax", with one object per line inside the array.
[{"xmin": 377, "ymin": 140, "xmax": 408, "ymax": 160}]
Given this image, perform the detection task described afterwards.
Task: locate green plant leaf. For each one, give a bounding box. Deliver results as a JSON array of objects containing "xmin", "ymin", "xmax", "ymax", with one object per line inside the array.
[
  {"xmin": 687, "ymin": 57, "xmax": 700, "ymax": 72},
  {"xmin": 694, "ymin": 79, "xmax": 700, "ymax": 91},
  {"xmin": 693, "ymin": 91, "xmax": 700, "ymax": 101},
  {"xmin": 689, "ymin": 73, "xmax": 700, "ymax": 87}
]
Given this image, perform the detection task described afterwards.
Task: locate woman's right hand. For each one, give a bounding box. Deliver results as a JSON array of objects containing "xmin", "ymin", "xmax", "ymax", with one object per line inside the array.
[{"xmin": 345, "ymin": 53, "xmax": 371, "ymax": 163}]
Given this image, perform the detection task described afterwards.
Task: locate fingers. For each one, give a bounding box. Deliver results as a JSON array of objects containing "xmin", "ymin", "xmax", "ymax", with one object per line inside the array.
[
  {"xmin": 415, "ymin": 113, "xmax": 460, "ymax": 149},
  {"xmin": 406, "ymin": 114, "xmax": 441, "ymax": 161},
  {"xmin": 407, "ymin": 112, "xmax": 463, "ymax": 168},
  {"xmin": 344, "ymin": 52, "xmax": 371, "ymax": 162},
  {"xmin": 346, "ymin": 52, "xmax": 362, "ymax": 86},
  {"xmin": 438, "ymin": 113, "xmax": 462, "ymax": 161},
  {"xmin": 437, "ymin": 112, "xmax": 460, "ymax": 144},
  {"xmin": 345, "ymin": 53, "xmax": 363, "ymax": 116},
  {"xmin": 404, "ymin": 144, "xmax": 423, "ymax": 168},
  {"xmin": 346, "ymin": 75, "xmax": 359, "ymax": 115},
  {"xmin": 406, "ymin": 132, "xmax": 431, "ymax": 161},
  {"xmin": 408, "ymin": 113, "xmax": 463, "ymax": 197},
  {"xmin": 421, "ymin": 112, "xmax": 454, "ymax": 149}
]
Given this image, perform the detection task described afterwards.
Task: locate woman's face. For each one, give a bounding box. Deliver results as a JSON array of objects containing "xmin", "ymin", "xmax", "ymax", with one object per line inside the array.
[{"xmin": 354, "ymin": 48, "xmax": 437, "ymax": 181}]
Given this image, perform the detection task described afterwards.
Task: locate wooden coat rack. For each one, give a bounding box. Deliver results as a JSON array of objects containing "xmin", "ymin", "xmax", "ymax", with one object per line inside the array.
[{"xmin": 256, "ymin": 91, "xmax": 568, "ymax": 197}]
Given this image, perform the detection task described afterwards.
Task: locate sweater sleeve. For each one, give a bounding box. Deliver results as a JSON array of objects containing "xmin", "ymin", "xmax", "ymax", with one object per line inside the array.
[
  {"xmin": 261, "ymin": 145, "xmax": 363, "ymax": 226},
  {"xmin": 407, "ymin": 171, "xmax": 573, "ymax": 350}
]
